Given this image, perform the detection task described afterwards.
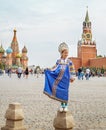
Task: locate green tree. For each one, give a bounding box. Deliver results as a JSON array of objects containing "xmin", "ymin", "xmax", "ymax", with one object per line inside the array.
[
  {"xmin": 97, "ymin": 55, "xmax": 103, "ymax": 58},
  {"xmin": 0, "ymin": 63, "xmax": 4, "ymax": 70}
]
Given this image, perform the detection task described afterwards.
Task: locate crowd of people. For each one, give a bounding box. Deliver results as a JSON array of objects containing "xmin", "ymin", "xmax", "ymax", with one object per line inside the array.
[
  {"xmin": 0, "ymin": 66, "xmax": 44, "ymax": 79},
  {"xmin": 77, "ymin": 67, "xmax": 91, "ymax": 80},
  {"xmin": 76, "ymin": 67, "xmax": 105, "ymax": 80},
  {"xmin": 0, "ymin": 66, "xmax": 105, "ymax": 80}
]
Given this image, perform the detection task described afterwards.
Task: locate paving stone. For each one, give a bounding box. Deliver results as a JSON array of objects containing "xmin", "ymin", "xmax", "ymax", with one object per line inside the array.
[{"xmin": 0, "ymin": 74, "xmax": 106, "ymax": 130}]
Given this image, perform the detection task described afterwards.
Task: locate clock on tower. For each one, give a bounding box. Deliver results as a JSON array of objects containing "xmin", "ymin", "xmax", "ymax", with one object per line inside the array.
[{"xmin": 85, "ymin": 33, "xmax": 92, "ymax": 40}]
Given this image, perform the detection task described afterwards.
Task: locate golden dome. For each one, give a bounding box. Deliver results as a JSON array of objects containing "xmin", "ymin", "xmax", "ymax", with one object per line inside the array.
[{"xmin": 16, "ymin": 53, "xmax": 21, "ymax": 58}]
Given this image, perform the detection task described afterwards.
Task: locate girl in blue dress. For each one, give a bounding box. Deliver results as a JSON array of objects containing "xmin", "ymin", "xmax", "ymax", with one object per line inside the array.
[{"xmin": 44, "ymin": 42, "xmax": 75, "ymax": 112}]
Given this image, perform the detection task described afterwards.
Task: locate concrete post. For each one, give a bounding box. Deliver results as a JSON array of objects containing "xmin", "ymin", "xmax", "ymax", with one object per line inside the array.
[
  {"xmin": 53, "ymin": 111, "xmax": 75, "ymax": 130},
  {"xmin": 1, "ymin": 102, "xmax": 27, "ymax": 130}
]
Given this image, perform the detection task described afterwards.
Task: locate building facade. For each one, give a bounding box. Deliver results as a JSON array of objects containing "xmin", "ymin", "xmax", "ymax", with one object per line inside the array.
[
  {"xmin": 0, "ymin": 29, "xmax": 28, "ymax": 69},
  {"xmin": 69, "ymin": 9, "xmax": 106, "ymax": 71}
]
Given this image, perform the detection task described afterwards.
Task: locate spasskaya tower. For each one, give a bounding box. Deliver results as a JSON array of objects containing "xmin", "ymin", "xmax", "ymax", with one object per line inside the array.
[{"xmin": 77, "ymin": 8, "xmax": 97, "ymax": 67}]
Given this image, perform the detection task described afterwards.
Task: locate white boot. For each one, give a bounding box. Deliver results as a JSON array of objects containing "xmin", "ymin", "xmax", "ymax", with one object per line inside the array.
[
  {"xmin": 59, "ymin": 106, "xmax": 64, "ymax": 112},
  {"xmin": 64, "ymin": 106, "xmax": 68, "ymax": 112}
]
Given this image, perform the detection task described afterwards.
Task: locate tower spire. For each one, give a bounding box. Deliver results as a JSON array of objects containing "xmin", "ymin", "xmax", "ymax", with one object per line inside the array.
[
  {"xmin": 85, "ymin": 6, "xmax": 89, "ymax": 22},
  {"xmin": 12, "ymin": 29, "xmax": 17, "ymax": 42},
  {"xmin": 11, "ymin": 29, "xmax": 19, "ymax": 53}
]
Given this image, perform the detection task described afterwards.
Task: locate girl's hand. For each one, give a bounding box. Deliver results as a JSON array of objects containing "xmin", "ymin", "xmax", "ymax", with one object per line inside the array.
[{"xmin": 70, "ymin": 78, "xmax": 75, "ymax": 83}]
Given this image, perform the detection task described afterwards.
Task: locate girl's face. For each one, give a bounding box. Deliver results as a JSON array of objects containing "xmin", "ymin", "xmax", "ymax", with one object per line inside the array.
[{"xmin": 61, "ymin": 49, "xmax": 69, "ymax": 59}]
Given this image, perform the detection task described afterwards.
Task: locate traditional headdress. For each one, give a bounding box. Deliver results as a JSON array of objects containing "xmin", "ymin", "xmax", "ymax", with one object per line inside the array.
[{"xmin": 58, "ymin": 42, "xmax": 69, "ymax": 54}]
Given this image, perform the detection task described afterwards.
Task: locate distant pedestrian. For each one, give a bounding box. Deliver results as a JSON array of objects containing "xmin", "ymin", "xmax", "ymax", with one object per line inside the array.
[
  {"xmin": 24, "ymin": 67, "xmax": 29, "ymax": 79},
  {"xmin": 17, "ymin": 67, "xmax": 22, "ymax": 78},
  {"xmin": 81, "ymin": 70, "xmax": 84, "ymax": 80},
  {"xmin": 30, "ymin": 69, "xmax": 33, "ymax": 75},
  {"xmin": 7, "ymin": 68, "xmax": 12, "ymax": 77},
  {"xmin": 77, "ymin": 67, "xmax": 82, "ymax": 80},
  {"xmin": 85, "ymin": 68, "xmax": 90, "ymax": 80}
]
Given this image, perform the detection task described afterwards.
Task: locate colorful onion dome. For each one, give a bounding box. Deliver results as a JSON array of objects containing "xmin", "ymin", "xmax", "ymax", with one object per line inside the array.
[
  {"xmin": 22, "ymin": 46, "xmax": 27, "ymax": 53},
  {"xmin": 21, "ymin": 55, "xmax": 28, "ymax": 60},
  {"xmin": 6, "ymin": 47, "xmax": 13, "ymax": 54},
  {"xmin": 16, "ymin": 53, "xmax": 21, "ymax": 58},
  {"xmin": 0, "ymin": 45, "xmax": 5, "ymax": 53}
]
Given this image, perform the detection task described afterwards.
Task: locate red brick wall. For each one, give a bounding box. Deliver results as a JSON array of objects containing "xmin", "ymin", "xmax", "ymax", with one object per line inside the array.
[
  {"xmin": 69, "ymin": 57, "xmax": 81, "ymax": 71},
  {"xmin": 90, "ymin": 58, "xmax": 106, "ymax": 69},
  {"xmin": 69, "ymin": 43, "xmax": 106, "ymax": 70},
  {"xmin": 78, "ymin": 45, "xmax": 97, "ymax": 67}
]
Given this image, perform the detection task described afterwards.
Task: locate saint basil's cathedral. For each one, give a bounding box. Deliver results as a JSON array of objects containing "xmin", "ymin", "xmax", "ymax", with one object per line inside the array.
[{"xmin": 0, "ymin": 29, "xmax": 28, "ymax": 69}]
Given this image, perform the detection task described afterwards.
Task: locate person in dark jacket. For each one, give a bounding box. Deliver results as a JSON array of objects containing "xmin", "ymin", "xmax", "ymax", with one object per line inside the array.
[{"xmin": 25, "ymin": 67, "xmax": 29, "ymax": 79}]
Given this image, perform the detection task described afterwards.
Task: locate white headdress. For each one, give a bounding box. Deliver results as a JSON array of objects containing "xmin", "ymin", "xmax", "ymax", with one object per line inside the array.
[{"xmin": 58, "ymin": 42, "xmax": 69, "ymax": 54}]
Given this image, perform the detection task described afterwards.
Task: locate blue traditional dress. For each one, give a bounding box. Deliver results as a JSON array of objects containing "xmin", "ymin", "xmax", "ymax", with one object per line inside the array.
[{"xmin": 43, "ymin": 58, "xmax": 75, "ymax": 103}]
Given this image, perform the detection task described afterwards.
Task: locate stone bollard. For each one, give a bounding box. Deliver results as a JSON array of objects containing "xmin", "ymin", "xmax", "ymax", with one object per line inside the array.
[
  {"xmin": 53, "ymin": 110, "xmax": 75, "ymax": 130},
  {"xmin": 1, "ymin": 102, "xmax": 27, "ymax": 130}
]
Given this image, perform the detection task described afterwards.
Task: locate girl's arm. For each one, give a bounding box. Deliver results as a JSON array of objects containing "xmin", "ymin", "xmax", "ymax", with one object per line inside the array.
[
  {"xmin": 50, "ymin": 59, "xmax": 60, "ymax": 71},
  {"xmin": 50, "ymin": 64, "xmax": 57, "ymax": 71},
  {"xmin": 69, "ymin": 61, "xmax": 75, "ymax": 82}
]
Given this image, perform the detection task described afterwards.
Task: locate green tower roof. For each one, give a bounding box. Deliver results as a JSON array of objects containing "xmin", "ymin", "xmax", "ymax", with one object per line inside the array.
[
  {"xmin": 85, "ymin": 7, "xmax": 89, "ymax": 23},
  {"xmin": 0, "ymin": 45, "xmax": 5, "ymax": 53}
]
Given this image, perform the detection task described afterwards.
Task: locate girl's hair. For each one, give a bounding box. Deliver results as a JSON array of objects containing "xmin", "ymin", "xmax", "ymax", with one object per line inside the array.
[
  {"xmin": 61, "ymin": 49, "xmax": 68, "ymax": 58},
  {"xmin": 61, "ymin": 49, "xmax": 67, "ymax": 54}
]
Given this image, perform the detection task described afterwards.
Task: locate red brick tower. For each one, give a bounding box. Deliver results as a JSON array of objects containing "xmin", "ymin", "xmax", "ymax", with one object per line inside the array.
[{"xmin": 77, "ymin": 8, "xmax": 97, "ymax": 67}]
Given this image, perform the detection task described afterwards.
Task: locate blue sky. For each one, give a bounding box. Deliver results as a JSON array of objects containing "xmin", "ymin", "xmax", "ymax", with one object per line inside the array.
[{"xmin": 0, "ymin": 0, "xmax": 106, "ymax": 67}]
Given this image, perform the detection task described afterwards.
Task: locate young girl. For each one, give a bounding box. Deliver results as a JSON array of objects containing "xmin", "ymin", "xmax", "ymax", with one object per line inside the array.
[{"xmin": 43, "ymin": 42, "xmax": 75, "ymax": 112}]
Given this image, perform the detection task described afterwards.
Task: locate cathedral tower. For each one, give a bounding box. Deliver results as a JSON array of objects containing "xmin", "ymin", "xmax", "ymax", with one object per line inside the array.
[
  {"xmin": 0, "ymin": 29, "xmax": 28, "ymax": 69},
  {"xmin": 21, "ymin": 46, "xmax": 28, "ymax": 68},
  {"xmin": 6, "ymin": 47, "xmax": 13, "ymax": 67},
  {"xmin": 11, "ymin": 29, "xmax": 19, "ymax": 65},
  {"xmin": 77, "ymin": 8, "xmax": 97, "ymax": 67}
]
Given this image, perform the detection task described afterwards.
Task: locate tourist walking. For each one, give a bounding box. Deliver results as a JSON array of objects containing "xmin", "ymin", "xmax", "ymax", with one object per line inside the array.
[
  {"xmin": 43, "ymin": 42, "xmax": 75, "ymax": 112},
  {"xmin": 24, "ymin": 67, "xmax": 29, "ymax": 79},
  {"xmin": 77, "ymin": 67, "xmax": 82, "ymax": 80},
  {"xmin": 85, "ymin": 68, "xmax": 90, "ymax": 80},
  {"xmin": 81, "ymin": 70, "xmax": 84, "ymax": 80},
  {"xmin": 7, "ymin": 68, "xmax": 12, "ymax": 77},
  {"xmin": 17, "ymin": 67, "xmax": 22, "ymax": 78}
]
